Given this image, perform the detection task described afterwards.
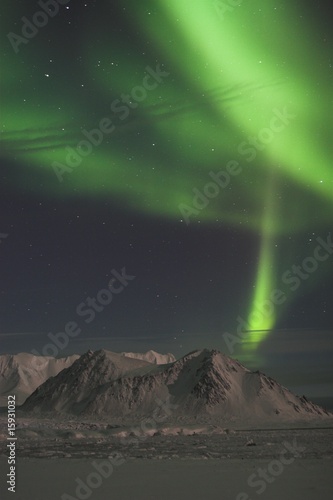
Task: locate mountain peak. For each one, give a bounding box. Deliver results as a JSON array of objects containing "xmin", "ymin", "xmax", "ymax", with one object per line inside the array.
[
  {"xmin": 0, "ymin": 352, "xmax": 79, "ymax": 406},
  {"xmin": 121, "ymin": 350, "xmax": 176, "ymax": 365},
  {"xmin": 12, "ymin": 348, "xmax": 332, "ymax": 424}
]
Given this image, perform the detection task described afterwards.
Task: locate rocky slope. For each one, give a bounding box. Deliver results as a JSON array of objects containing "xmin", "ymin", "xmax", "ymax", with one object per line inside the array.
[
  {"xmin": 21, "ymin": 349, "xmax": 331, "ymax": 423},
  {"xmin": 0, "ymin": 352, "xmax": 79, "ymax": 406}
]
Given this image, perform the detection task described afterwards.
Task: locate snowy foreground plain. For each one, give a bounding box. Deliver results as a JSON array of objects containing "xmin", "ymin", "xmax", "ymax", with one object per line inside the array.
[
  {"xmin": 0, "ymin": 419, "xmax": 332, "ymax": 500},
  {"xmin": 1, "ymin": 350, "xmax": 332, "ymax": 498}
]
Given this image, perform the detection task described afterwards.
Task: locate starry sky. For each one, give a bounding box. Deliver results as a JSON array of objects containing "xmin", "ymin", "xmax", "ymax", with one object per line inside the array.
[{"xmin": 1, "ymin": 0, "xmax": 332, "ymax": 399}]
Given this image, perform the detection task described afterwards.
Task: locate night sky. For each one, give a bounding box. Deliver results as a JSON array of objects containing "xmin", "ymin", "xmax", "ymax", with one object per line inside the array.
[{"xmin": 1, "ymin": 1, "xmax": 332, "ymax": 399}]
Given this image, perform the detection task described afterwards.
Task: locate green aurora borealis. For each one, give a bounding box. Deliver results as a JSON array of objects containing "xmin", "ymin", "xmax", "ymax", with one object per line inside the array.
[{"xmin": 1, "ymin": 0, "xmax": 332, "ymax": 358}]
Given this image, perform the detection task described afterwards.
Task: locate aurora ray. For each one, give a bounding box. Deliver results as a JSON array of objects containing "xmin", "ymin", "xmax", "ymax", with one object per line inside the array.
[{"xmin": 1, "ymin": 0, "xmax": 332, "ymax": 359}]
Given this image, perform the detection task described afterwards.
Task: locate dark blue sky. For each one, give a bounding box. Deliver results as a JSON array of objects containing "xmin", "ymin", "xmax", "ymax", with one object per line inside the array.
[{"xmin": 1, "ymin": 0, "xmax": 332, "ymax": 399}]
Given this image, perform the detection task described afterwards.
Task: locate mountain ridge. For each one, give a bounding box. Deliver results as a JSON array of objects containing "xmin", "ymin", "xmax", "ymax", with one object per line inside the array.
[
  {"xmin": 0, "ymin": 349, "xmax": 174, "ymax": 406},
  {"xmin": 21, "ymin": 348, "xmax": 332, "ymax": 424},
  {"xmin": 0, "ymin": 352, "xmax": 79, "ymax": 406}
]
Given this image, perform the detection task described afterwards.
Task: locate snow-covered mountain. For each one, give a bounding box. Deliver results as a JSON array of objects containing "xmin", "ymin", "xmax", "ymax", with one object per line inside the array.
[
  {"xmin": 121, "ymin": 350, "xmax": 176, "ymax": 365},
  {"xmin": 0, "ymin": 352, "xmax": 79, "ymax": 406},
  {"xmin": 0, "ymin": 349, "xmax": 175, "ymax": 406},
  {"xmin": 21, "ymin": 349, "xmax": 158, "ymax": 414},
  {"xmin": 21, "ymin": 349, "xmax": 331, "ymax": 423}
]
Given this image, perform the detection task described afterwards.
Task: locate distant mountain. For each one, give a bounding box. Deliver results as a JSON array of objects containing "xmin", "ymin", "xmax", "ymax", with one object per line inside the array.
[
  {"xmin": 21, "ymin": 349, "xmax": 158, "ymax": 414},
  {"xmin": 121, "ymin": 350, "xmax": 176, "ymax": 365},
  {"xmin": 21, "ymin": 349, "xmax": 331, "ymax": 424},
  {"xmin": 0, "ymin": 353, "xmax": 79, "ymax": 406},
  {"xmin": 0, "ymin": 350, "xmax": 176, "ymax": 406}
]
